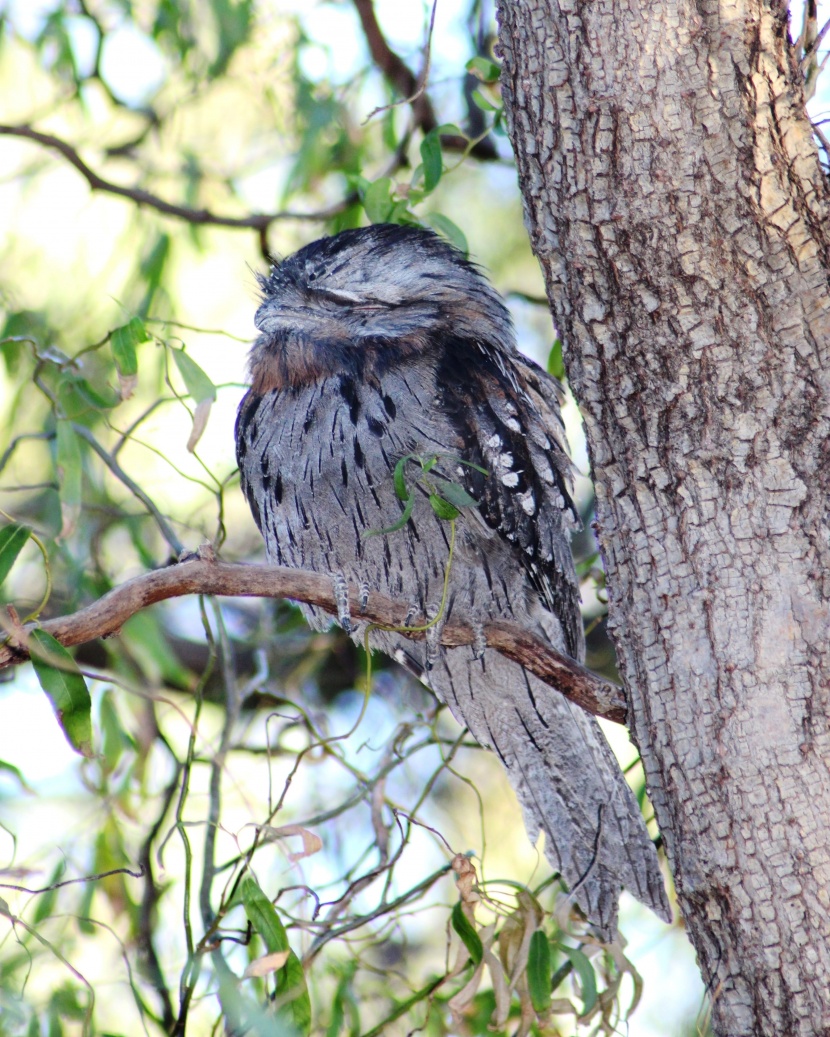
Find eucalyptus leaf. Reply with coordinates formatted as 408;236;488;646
29;629;93;757
527;930;552;1014
429;493;460;521
111;317;148;378
173;349;216;403
561;945;598;1016
0;522;30;588
420;129;443;193
451;901;483;965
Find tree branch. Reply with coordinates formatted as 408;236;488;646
0;554;627;724
351;0;498;161
0;123;352;231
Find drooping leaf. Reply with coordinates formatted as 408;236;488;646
240;876;311;1034
110;317;147;379
466;56;501;83
431;477;478;509
561;945;598;1016
173;349;216;403
393;454;415;501
451;901;483;965
32;860;66;925
547;337;564;380
426;214;468;255
363;177;395;224
470;89;497;112
527;930;552;1015
185;397;212;452
240;875;289;953
0;522;30;589
362;492;415;538
276;950;312;1036
429;493;460;521
29;629;93;757
111;317;149;399
420;129;443;193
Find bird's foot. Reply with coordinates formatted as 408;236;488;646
332;572;352;634
358;581;370;613
403;603;420;627
424;604;444;671
471;621;487;661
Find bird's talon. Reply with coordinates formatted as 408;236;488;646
332;572;352;633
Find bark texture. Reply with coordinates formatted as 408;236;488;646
496;1;830;1034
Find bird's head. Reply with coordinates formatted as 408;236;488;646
252;224;514;371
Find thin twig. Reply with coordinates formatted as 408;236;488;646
0;123;353;231
0;552;628;723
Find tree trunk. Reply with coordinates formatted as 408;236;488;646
496;1;830;1034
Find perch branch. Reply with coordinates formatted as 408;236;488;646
0;555;627;724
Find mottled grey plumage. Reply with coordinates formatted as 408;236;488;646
236;224;670;935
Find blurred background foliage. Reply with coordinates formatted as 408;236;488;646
0;0;825;1034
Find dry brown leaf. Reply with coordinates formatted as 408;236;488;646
451;853;479;906
243;949;290;978
118;373;138;400
186;397;212;452
256;823;323;861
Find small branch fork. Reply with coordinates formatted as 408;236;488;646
0;552;627;724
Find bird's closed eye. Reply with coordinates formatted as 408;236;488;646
314;287;385;309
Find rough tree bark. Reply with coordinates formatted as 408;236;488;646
496;1;830;1035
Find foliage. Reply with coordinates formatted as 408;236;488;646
6;0;825;1033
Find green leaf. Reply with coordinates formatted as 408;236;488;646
547;337;564;380
471;88;497;112
466;56;501;83
420;129;443;193
55;420;82;538
276;950;312;1036
29;629;93;757
173;349;216;403
431;477;478;509
429;493;460;521
527;930;552;1014
363;177;394;223
393;454;414;501
562;945;598;1016
68;376;120;411
362;492;415;538
0;522;30;589
0;757;34;793
240;877;311;1034
110;317;148;378
32;860;66;925
240;875;289;953
425;214;468;255
451;901;483;965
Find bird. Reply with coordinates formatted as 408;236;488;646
235;223;670;936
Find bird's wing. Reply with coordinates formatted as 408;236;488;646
434;339;584;659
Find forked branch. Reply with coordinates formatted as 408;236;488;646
0;553;627;723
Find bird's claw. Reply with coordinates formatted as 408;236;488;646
333;572;352;634
424;605;442;671
358;581;370;613
472;622;487;661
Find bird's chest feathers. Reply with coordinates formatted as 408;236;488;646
249;330;357;394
